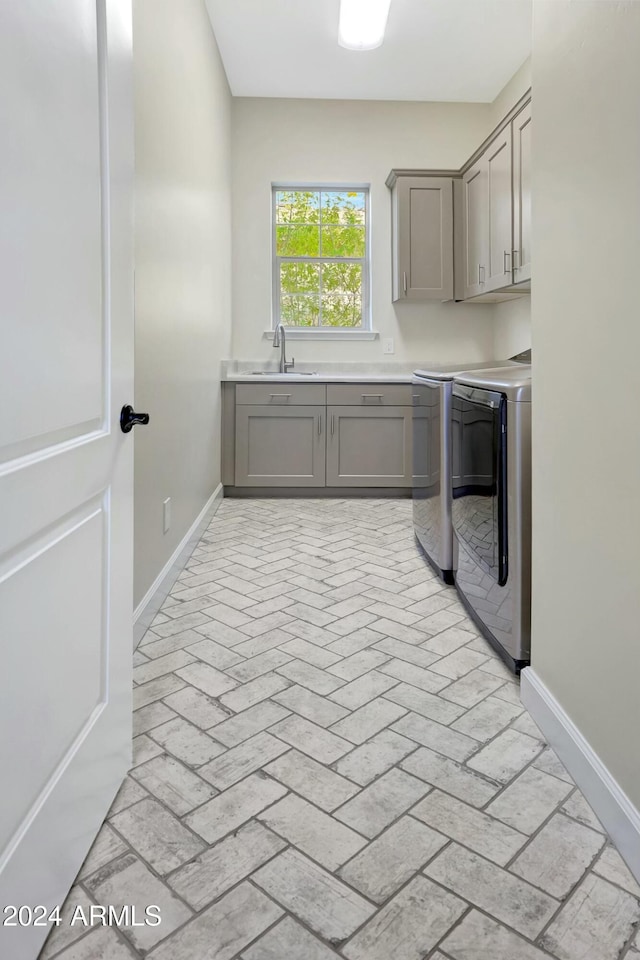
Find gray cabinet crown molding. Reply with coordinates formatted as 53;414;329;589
386;88;531;186
386;168;460;187
461;90;531;176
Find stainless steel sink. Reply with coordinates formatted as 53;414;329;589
250;371;318;376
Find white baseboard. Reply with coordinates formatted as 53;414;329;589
133;483;224;648
521;667;640;883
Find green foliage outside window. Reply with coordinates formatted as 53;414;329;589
274;189;367;328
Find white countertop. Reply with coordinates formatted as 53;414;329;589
220;358;500;383
221;359;421;383
224;372;413;383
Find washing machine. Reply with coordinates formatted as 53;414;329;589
412;350;530;583
451;364;532;671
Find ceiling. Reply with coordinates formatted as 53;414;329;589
205;0;532;103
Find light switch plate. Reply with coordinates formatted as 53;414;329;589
382;337;395;355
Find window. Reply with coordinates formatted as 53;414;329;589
272;186;370;330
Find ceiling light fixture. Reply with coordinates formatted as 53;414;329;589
338;0;392;51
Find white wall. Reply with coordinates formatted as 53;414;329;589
531;1;640;809
231;97;497;365
133;0;231;606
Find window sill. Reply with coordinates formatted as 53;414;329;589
262;329;379;342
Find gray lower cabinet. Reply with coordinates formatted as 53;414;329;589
234;405;326;487
225;381;414;491
326;406;413;487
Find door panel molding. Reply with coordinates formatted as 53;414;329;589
0;1;134;956
0;500;109;857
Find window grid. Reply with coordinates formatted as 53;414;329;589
272;186;370;331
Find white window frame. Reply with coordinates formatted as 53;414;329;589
271;183;372;337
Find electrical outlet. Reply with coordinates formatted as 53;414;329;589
163;497;171;534
382;337;395;355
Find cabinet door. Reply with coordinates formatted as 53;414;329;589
462;159;488;298
327;406;412;487
235;405;326;487
513;102;532;283
485;125;513;292
393;177;453;301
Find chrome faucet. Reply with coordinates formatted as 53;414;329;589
273;323;294;373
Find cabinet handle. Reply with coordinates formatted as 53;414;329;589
269;393;291;399
478;264;485;284
504;251;511;274
512;249;519;269
331;413;335;435
403;271;407;296
318;416;322;436
362;394;383;400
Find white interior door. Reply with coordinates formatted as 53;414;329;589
0;2;134;958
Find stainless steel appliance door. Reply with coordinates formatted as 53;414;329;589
412;377;448;572
451;385;508;585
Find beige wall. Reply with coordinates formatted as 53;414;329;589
231;97;498;365
489;56;531;132
493;297;531;358
531;1;640;807
133;0;231;606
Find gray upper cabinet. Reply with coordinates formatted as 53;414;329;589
462;125;513;298
327;406;412;487
390;95;531;305
234;405;326;487
512;101;532;284
456;96;532;301
461;160;488;299
485;125;513;293
388;174;454;301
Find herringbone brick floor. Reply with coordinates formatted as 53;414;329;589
41;499;640;960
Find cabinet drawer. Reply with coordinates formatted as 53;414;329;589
326;383;412;406
236;383;326;406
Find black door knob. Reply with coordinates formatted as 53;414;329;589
120;404;150;433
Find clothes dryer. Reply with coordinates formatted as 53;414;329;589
451;365;532;670
412;350;529;583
